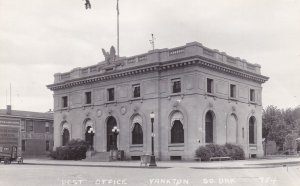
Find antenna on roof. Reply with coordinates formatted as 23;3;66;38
10;83;11;106
149;33;156;51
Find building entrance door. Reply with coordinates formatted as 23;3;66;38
106;117;117;151
85;126;95;150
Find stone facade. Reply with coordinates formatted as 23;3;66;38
47;42;268;160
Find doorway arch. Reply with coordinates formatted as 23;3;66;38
106;116;117;151
84;119;95;150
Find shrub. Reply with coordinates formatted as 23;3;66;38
195;146;212;161
195;143;246;161
49;139;89;160
206;144;228;157
225;143;245;160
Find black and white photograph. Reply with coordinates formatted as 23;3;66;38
0;0;299;185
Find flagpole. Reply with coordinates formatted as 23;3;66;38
117;0;120;56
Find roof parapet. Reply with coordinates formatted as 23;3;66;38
53;42;263;83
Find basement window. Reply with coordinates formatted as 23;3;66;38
170;156;182;161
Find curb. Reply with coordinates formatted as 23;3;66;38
22;162;171;169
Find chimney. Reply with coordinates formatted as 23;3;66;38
6;105;11;115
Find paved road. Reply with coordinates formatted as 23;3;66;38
0;159;300;186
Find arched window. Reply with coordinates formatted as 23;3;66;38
61;121;70;146
132;123;143;144
62;128;70;146
205;111;214;143
171;120;184;143
249;116;256;144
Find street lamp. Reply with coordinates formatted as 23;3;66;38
112;126;120;150
87;127;95;151
149;112;157;167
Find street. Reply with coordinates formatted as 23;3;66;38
0;159;300;186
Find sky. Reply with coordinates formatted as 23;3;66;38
0;0;299;112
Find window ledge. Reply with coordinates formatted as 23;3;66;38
105;101;117;105
129;97;143;101
170;92;183;97
205;92;215;97
82;104;93;109
249;145;257;150
205;93;216;100
60;107;70;112
130;144;143;148
168;143;184;147
249;101;257;105
229;97;238;101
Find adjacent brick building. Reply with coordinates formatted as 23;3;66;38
47;42;268;160
0;106;54;157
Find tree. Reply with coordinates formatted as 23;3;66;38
263;105;300;154
284;134;297;154
262;106;288;151
263;106;283;142
282;108;297;130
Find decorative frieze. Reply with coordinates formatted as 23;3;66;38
48;58;268;91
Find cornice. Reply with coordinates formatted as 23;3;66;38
47;56;269;91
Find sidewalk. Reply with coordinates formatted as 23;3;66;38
19;157;300;169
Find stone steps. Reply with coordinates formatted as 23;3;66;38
84;151;111;162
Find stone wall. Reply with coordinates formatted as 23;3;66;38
52;64;264;160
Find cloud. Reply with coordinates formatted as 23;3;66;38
0;0;299;111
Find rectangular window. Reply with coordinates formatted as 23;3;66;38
46;140;50;151
22;140;26;152
250;89;255;102
207;78;214;93
107;88;115;101
85;91;92;104
45;122;49;132
132;84;141;98
21;120;25;131
62;96;68;108
172;79;181;93
230;84;236;98
26;120;33;132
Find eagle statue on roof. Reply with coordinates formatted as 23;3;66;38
102;46;117;64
